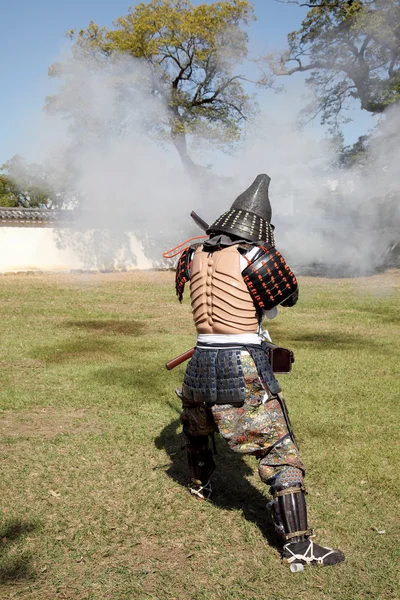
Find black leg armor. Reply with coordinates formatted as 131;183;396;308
267;468;345;567
184;433;215;496
268;467;312;542
273;485;310;542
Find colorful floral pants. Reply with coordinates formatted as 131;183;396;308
180;351;305;483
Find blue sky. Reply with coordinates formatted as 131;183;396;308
0;0;376;165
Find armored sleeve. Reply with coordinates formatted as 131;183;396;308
175;246;195;302
280;287;299;307
241;245;298;311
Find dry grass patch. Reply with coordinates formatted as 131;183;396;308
0;408;97;440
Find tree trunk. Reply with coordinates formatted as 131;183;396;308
170;129;199;177
167;107;199;177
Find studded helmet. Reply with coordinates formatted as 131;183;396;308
207;174;275;245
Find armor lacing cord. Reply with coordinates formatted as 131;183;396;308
273;486;307;499
162;236;207;259
282;539;336;565
284;529;314;541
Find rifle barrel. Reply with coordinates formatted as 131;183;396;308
190;211;209;232
166;347;195;370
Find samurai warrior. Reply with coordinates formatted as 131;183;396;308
173;174;345;567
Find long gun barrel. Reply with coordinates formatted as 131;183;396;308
166;347;195;370
190;211;209;232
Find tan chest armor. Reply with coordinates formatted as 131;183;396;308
190;245;259;334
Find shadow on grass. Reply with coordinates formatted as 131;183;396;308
63;319;147;335
31;320;147;365
290;331;371;349
155;418;281;553
0;518;38;583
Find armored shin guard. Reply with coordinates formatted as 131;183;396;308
268;469;345;567
185;433;215;499
268;482;311;543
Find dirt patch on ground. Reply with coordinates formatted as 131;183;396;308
0;407;97;440
0;358;45;370
62;319;147;335
135;538;188;569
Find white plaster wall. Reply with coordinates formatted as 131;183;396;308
0;227;152;272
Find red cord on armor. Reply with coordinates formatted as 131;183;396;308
162;236;208;259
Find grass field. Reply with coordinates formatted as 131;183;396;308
0;270;399;600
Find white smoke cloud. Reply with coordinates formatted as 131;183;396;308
220;105;400;274
37;55;203;268
14;51;400;274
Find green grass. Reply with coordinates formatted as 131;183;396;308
0;270;399;600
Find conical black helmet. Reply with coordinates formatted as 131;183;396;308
207;174;274;244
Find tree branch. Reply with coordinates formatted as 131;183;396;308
215;99;247;120
388;52;399;78
191;76;243;106
359;35;371;59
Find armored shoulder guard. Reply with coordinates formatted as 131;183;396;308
242;245;298;311
175;246;195;302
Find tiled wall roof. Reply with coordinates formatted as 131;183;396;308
0;208;76;224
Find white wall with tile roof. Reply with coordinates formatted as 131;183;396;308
0;227;152;272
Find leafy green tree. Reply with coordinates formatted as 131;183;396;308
0;156;67;208
337;132;371;167
0;173;20;207
47;0;255;174
264;0;400;128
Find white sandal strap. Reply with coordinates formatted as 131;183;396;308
189;481;212;499
283;540;335;565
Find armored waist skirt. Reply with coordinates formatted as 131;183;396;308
182;344;281;405
180;350;305;477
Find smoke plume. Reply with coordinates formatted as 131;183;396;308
16;52;400;274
